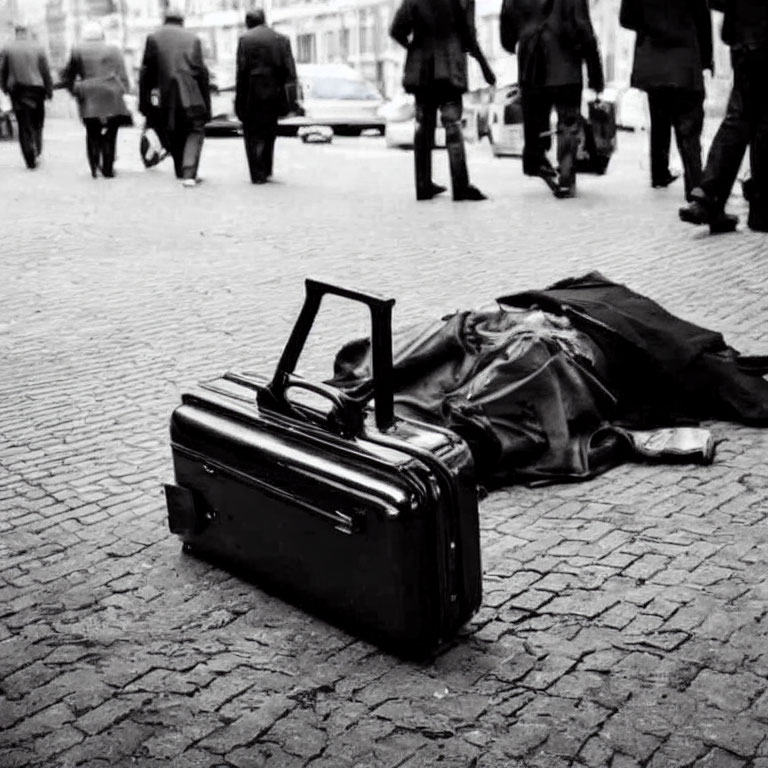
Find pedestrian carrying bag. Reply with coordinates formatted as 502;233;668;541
164;279;483;659
577;98;617;174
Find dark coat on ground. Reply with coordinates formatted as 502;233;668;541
235;24;297;126
61;41;131;121
389;0;477;94
139;20;210;131
0;39;53;97
620;0;713;93
710;0;768;48
500;0;604;90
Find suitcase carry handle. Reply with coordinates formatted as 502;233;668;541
260;278;396;433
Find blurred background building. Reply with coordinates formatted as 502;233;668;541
1;0;734;111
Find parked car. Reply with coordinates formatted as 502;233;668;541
383;92;487;149
206;62;385;137
487;84;525;157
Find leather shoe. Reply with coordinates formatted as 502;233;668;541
454;184;487;201
679;200;738;233
416;183;447;201
652;172;679;189
553;184;576;199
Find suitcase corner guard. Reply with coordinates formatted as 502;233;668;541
164;483;216;537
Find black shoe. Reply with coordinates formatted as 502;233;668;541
553;183;576;199
652;172;679;189
416;182;448;201
709;213;739;234
678;200;710;226
454;184;487;201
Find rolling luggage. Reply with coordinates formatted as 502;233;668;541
164;279;483;658
577;98;617;175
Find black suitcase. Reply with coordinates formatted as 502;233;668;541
164;279;482;658
577;98;617;175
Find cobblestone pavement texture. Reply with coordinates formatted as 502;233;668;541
1;119;767;768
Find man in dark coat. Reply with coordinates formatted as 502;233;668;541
500;0;604;198
620;0;713;201
139;5;211;186
235;8;298;184
60;21;132;179
679;0;768;233
0;24;53;169
390;0;495;201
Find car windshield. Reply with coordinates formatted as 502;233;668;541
304;77;380;101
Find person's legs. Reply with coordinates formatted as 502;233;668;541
101;119;120;177
264;121;277;177
242;125;260;182
414;92;438;199
747;47;768;231
554;85;582;196
441;95;486;200
11;92;36;168
648;88;674;186
699;50;752;211
32;96;44;157
180;121;205;181
84;118;102;177
671;89;704;201
520;86;555;177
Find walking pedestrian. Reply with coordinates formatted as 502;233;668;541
138;4;211;187
60;21;132;179
620;0;713;202
390;0;495;201
679;0;768;233
500;0;604;198
0;23;53;169
235;8;298;184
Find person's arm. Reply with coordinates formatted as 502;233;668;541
499;0;520;54
389;0;412;49
618;0;643;32
0;48;9;94
40;51;54;99
59;50;77;94
694;0;714;72
578;0;604;93
461;0;496;84
234;36;246;121
138;35;157;116
192;37;210;118
114;47;131;93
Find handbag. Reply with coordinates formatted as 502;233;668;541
140;126;168;169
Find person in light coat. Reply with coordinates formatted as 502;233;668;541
61;21;132;178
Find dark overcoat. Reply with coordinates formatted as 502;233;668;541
61;41;131;121
620;0;713;92
500;0;604;90
709;0;768;48
0;39;53;96
389;0;476;94
139;21;210;131
235;25;297;126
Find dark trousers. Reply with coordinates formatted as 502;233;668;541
414;86;470;199
243;122;277;183
84;118;121;177
168;120;205;180
11;86;45;169
521;84;582;188
701;45;768;227
647;87;704;198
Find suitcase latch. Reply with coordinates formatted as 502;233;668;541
332;509;363;535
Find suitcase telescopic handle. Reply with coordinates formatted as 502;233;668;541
262;278;396;432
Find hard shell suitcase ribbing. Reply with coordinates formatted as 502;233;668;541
164;279;483;658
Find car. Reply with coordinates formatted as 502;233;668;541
382;92;485;150
487;84;525;157
205;62;385;137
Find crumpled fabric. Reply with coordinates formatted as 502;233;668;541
330;273;768;486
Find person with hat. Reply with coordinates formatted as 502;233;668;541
60;21;132;178
138;4;211;187
0;23;53;169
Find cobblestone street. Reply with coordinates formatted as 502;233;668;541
1;119;768;768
